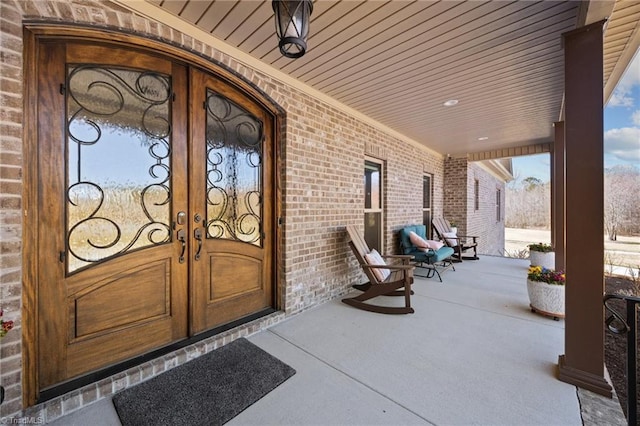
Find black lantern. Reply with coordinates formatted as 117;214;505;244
272;0;313;59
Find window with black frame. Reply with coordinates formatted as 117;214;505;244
364;160;383;252
474;179;480;211
423;174;432;239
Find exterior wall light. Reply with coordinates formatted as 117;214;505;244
272;0;313;59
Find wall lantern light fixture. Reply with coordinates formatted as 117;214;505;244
272;0;313;59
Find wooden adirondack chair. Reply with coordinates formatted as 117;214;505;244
432;218;479;261
342;225;415;314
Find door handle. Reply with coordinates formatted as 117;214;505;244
177;229;186;263
194;228;203;261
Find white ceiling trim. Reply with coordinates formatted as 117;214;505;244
474;159;515;183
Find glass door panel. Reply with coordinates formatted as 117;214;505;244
205;89;263;245
66;65;172;273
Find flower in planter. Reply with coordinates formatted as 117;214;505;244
527;265;565;285
528;242;553;252
0;309;14;338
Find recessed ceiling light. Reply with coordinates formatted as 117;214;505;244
478;136;489;141
443;99;459;107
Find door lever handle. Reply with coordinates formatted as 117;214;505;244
177;229;186;263
194;228;203;261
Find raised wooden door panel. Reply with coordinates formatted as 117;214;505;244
36;42;189;387
63;253;180;378
189;69;274;333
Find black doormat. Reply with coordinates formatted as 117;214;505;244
113;338;296;426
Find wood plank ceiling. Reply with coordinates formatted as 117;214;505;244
146;0;638;157
604;1;640;102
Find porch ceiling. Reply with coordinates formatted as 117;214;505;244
144;0;639;157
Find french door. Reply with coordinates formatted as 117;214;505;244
189;69;274;333
35;41;274;390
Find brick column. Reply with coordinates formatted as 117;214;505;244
443;157;468;232
557;20;611;397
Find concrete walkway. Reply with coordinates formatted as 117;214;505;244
48;256;626;425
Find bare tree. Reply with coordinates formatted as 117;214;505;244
506;176;550;228
604;165;640;240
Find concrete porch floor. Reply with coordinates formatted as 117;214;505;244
48;256;626;425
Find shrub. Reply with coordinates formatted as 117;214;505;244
528;242;553;252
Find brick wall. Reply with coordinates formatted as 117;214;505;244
467;163;506;256
0;0;444;421
443;158;506;255
364;143;444;257
0;0;26;420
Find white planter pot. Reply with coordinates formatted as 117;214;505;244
529;250;555;269
450;227;458;235
526;278;565;320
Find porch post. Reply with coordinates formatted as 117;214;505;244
552;121;565;271
557;20;612;397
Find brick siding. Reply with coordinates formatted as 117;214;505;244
444;158;506;255
443;157;469;233
467;163;506;256
0;0;446;422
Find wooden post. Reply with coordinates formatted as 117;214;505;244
557;20;612;397
552;121;565;272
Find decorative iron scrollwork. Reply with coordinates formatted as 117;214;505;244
66;65;172;273
205;90;263;246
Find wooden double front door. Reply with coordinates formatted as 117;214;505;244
35;41;275;390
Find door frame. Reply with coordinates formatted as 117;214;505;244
22;24;285;407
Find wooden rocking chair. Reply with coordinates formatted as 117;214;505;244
342;225;415;314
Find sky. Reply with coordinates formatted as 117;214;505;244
512;50;640;182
